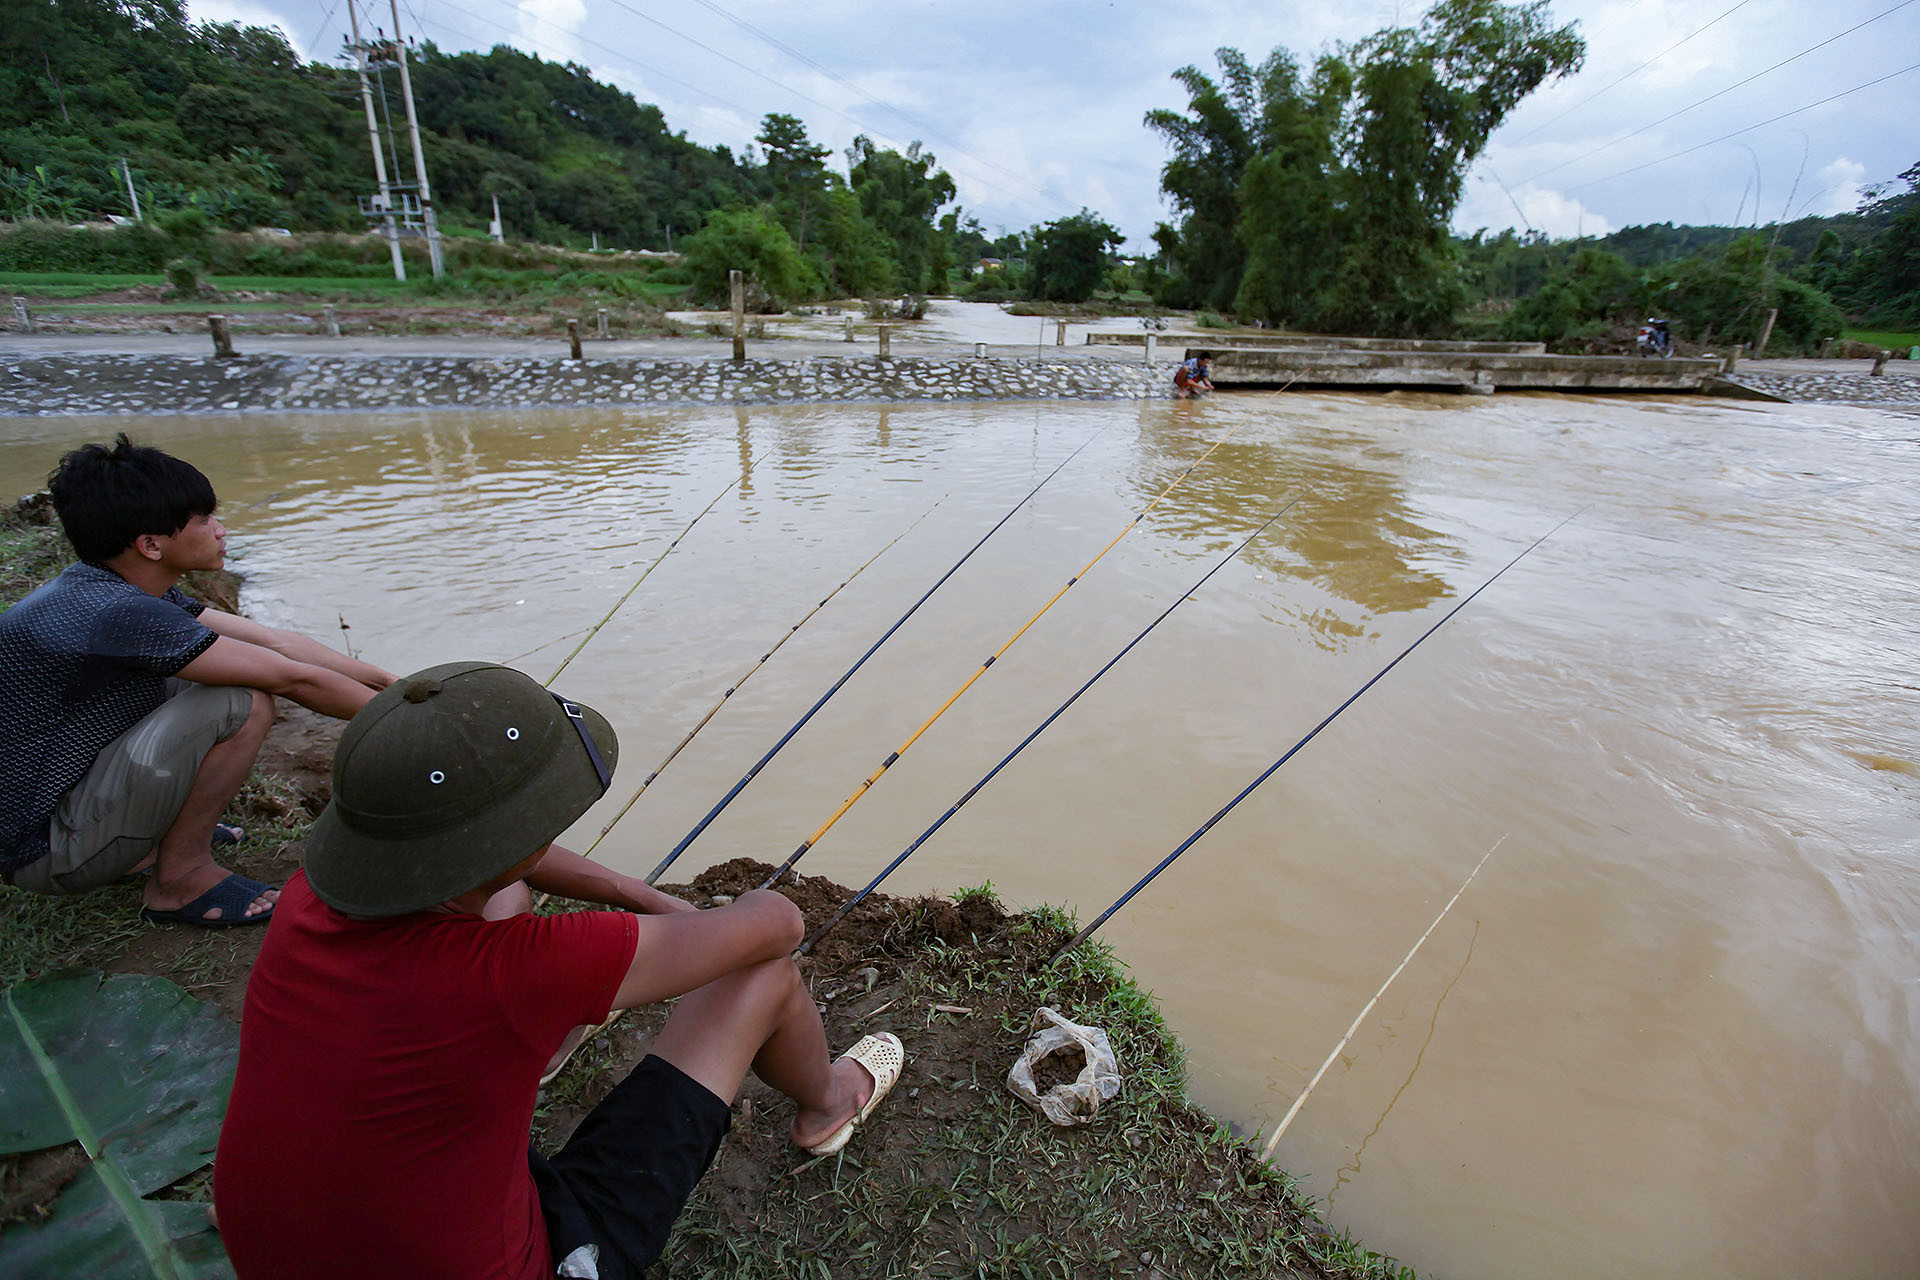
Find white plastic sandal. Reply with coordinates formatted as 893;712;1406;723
805;1031;905;1156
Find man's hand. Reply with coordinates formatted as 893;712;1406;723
200;610;396;692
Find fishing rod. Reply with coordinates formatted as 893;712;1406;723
1051;510;1582;963
644;426;1108;884
580;497;943;859
1260;832;1507;1159
546;448;768;686
798;497;1300;955
757;421;1253;893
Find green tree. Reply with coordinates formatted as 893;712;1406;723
1148;1;1583;334
805;184;897;295
681;204;818;307
755;112;830;250
847;136;955;294
1027;209;1125;302
1320;0;1584;333
1144;48;1293;311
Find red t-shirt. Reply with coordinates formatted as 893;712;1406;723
214;872;638;1280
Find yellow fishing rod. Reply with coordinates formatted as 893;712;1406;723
644;425;1107;884
757;422;1251;890
580;497;943;858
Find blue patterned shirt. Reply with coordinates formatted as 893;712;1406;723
0;563;216;871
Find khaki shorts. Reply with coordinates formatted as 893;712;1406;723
13;681;257;896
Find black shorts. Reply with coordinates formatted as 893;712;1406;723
530;1055;732;1279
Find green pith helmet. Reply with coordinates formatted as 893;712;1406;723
304;661;618;917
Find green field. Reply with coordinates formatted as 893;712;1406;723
1;270;687;304
1844;329;1920;351
0;271;412;298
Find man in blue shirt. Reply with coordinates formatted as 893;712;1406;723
0;436;395;926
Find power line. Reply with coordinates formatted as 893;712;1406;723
308;0;345;60
408;0;755;118
1566;60;1920;193
1504;0;1754;145
595;0;1055;219
679;0;1052;208
350;0;1054;221
1518;0;1917;187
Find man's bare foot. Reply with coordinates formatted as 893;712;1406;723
143;859;277;921
789;1055;875;1150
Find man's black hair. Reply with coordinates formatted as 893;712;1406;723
47;434;217;564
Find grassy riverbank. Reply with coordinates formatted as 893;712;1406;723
0;500;1416;1279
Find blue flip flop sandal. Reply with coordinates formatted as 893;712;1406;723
140;873;277;928
212;822;245;847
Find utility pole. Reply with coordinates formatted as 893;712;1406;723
348;0;406;282
118;157;141;222
387;0;444;278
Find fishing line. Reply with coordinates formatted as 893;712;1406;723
500;625;591;668
757;421;1255;892
1052;510;1581;963
1261;833;1507;1158
799;497;1301;955
644;426;1109;884
545;448;768;687
581;497;944;859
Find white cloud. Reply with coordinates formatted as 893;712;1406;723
1456;171;1615;240
518;0;586;66
1809;156;1869;217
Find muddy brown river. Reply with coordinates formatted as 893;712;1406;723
3;392;1915;1278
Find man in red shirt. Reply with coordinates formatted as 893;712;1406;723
214;661;903;1279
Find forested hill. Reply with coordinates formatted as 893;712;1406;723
1;0;757;247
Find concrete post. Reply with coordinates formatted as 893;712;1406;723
567;319;582;361
1724;343;1743;374
844;315;855;343
208;315;235;359
323;304;340;337
1055;319;1067;346
1871;349;1889;376
974;342;986;358
597;308;609;340
729;269;746;362
1144;334;1157;365
878;325;891;359
1818;337;1834;359
1753;308;1778;360
11;297;34;334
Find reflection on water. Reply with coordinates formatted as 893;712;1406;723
1;392;1916;1280
1130;404;1455;648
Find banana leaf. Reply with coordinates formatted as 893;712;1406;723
0;972;239;1279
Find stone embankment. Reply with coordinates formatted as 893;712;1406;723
0;352;1172;415
1722;367;1920;406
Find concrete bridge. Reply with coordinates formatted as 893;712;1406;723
1088;331;1548;355
1194;345;1727;395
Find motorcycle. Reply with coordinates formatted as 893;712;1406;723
1636;320;1674;359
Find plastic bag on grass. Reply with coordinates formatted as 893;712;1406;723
1006;1006;1121;1126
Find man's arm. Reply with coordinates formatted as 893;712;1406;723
525;845;695;917
175;635;382;720
609;889;803;1009
199;609;394;692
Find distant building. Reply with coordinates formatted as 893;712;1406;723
978;257;1004;272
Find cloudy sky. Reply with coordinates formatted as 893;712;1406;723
188;0;1919;247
